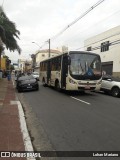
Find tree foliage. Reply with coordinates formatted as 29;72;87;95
0;6;21;54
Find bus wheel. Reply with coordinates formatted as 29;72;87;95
42;78;47;87
55;81;61;91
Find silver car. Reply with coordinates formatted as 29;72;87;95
31;72;39;81
100;75;120;97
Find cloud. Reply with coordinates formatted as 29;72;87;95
2;0;120;62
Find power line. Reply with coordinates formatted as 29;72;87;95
66;9;120;42
34;0;106;51
32;41;48;50
86;39;120;51
76;31;120;50
50;0;105;40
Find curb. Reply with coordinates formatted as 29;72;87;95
12;79;37;160
17;101;36;160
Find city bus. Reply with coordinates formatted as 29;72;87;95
39;51;102;91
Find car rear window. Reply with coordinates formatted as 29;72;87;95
18;75;34;80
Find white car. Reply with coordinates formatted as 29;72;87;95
100;75;120;97
31;72;39;81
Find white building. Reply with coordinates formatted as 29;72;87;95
84;26;120;77
56;46;68;53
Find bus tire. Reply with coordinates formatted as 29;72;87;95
55;80;61;91
42;78;47;87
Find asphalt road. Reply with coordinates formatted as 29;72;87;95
18;82;120;159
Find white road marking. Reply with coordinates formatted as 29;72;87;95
71;96;91;105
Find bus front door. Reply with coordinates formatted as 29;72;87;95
47;61;51;85
61;55;68;89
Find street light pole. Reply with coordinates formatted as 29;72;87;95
31;42;41;72
32;42;41;49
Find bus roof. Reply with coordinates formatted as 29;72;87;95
39;51;99;63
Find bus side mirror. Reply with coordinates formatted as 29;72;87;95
68;56;71;65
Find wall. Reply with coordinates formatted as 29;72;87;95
84;26;120;77
1;58;6;70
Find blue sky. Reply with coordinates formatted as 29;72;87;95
1;0;120;62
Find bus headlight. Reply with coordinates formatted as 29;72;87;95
69;78;77;84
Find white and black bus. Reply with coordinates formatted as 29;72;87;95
39;51;102;91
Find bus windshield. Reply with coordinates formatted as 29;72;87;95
69;53;102;80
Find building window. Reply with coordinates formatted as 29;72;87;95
101;41;109;52
42;54;45;57
87;46;92;51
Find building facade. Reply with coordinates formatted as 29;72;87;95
1;57;6;70
35;49;61;67
84;26;120;77
18;59;32;73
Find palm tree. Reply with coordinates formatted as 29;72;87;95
0;6;21;69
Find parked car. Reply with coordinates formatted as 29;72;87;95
15;72;25;81
31;72;39;81
16;75;39;92
100;75;120;97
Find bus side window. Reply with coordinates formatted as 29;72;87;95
51;59;55;71
55;58;59;70
54;57;61;71
58;57;61;71
40;63;43;71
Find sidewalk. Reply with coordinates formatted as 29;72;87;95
0;78;27;159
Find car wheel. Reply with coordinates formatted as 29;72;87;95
18;88;22;93
36;86;39;91
111;87;120;97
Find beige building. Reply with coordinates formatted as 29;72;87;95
35;49;61;67
84;26;120;77
18;59;32;72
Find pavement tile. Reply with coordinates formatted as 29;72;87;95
0;131;9;150
0;94;5;100
0;114;10;126
1;107;11;115
0;78;27;160
10;105;19;116
9;116;21;132
9;133;25;151
0;102;3;106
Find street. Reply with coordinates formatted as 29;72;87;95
17;82;120;159
1;1;120;159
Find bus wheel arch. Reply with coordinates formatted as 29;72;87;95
42;77;47;87
55;79;61;91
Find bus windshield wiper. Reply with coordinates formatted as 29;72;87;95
78;59;84;74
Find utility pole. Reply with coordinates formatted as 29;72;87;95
48;39;50;58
